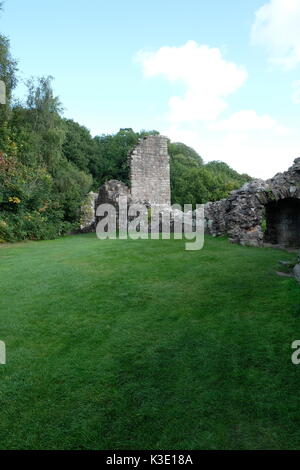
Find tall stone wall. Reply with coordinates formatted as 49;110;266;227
129;135;171;206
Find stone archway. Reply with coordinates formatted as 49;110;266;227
264;198;300;247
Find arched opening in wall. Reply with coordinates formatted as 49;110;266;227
264;198;300;247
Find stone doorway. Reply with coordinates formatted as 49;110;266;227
264;198;300;247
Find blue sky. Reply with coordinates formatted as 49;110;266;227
1;0;300;178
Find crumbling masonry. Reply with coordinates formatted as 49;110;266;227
80;135;171;230
204;158;300;248
95;134;170;215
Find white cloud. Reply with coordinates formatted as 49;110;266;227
164;123;299;180
135;39;297;179
135;40;247;122
209;110;288;135
251;0;300;69
292;80;300;103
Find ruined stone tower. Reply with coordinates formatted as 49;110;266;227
81;135;172;231
129;135;171;206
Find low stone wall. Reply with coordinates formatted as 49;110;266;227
94;179;194;234
94;179;131;230
204;158;300;247
96;180;131;208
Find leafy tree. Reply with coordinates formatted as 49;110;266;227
205;160;251;186
169;145;251;207
62;119;96;173
0;36;17;110
91;129;160;188
92;128;138;186
168;141;204;166
24;76;65;171
0;72;93;241
0;6;18;148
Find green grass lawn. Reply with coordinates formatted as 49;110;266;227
0;233;300;450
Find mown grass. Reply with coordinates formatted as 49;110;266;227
0;233;300;450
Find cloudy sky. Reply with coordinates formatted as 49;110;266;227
2;0;300;178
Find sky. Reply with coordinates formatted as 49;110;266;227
1;0;300;179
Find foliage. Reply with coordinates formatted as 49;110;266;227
90;128;159;188
169;143;251;207
91;128;138;187
62;119;97;173
0;33;18;119
168;141;204;166
205;160;251;188
0;76;92;241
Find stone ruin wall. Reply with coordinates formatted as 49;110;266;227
204;158;300;247
81;131;300;249
81;135;171;230
130;135;170;206
80;191;98;232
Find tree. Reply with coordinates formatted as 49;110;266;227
0;7;18;149
0;34;18;120
91;128;160;188
62;119;97;173
168;141;204;166
169;145;251;207
1;74;93;241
